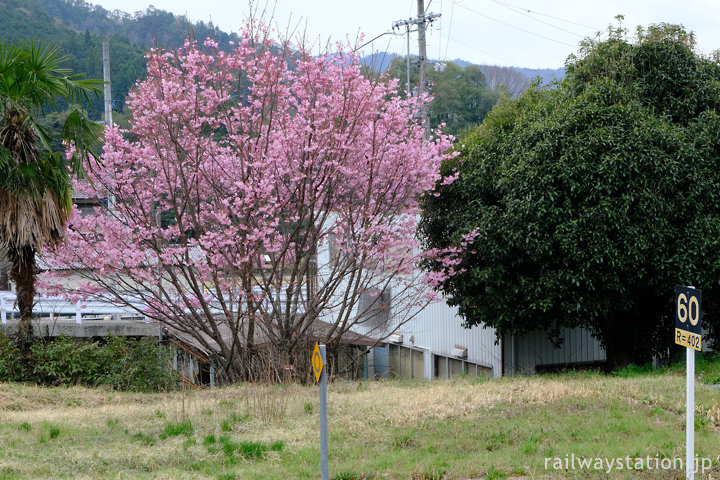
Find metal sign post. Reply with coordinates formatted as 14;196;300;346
675;285;702;480
687;345;694;480
313;342;329;480
75;300;82;324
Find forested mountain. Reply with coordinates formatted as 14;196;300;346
362;54;565;90
1;0;561;135
448;58;565;86
363;53;564;135
0;0;240;120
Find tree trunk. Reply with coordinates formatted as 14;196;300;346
0;269;9;291
9;245;36;343
601;331;634;372
598;311;654;371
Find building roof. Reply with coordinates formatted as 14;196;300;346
164;316;386;359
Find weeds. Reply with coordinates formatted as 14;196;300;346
212;435;284;461
160;420;194;439
131;432;157;446
1;373;720;479
331;473;377;480
486;465;506;479
221;411;249;432
246;386;288;422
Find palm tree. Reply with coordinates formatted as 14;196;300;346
0;40;103;341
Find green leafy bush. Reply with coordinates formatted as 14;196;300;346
0;332;176;391
0;332;25;379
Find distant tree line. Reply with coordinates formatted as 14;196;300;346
383;56;530;136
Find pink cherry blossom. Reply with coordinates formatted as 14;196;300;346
45;25;455;382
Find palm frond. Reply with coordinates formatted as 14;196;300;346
63;75;104;106
0;39;103;252
0;106;40;166
29;116;53;152
62;105;104;175
40;151;73;214
0;146;12;183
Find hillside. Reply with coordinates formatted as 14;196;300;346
449;57;565;86
0;0;240;120
362;53;565;89
1;0;561;128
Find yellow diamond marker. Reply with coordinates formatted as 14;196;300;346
312;342;324;383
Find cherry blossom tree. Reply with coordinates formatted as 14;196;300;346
46;25;454;382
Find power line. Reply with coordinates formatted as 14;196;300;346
489;0;587;38
443;0;455;61
437;0;443;60
442;32;516;65
448;0;577;48
491;0;600;31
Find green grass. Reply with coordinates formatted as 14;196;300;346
0;366;719;478
159;420;194;439
616;351;720;385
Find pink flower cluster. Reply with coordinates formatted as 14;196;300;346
45;27;456;321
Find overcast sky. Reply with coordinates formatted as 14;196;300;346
86;0;720;68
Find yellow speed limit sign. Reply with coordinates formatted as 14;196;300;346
675;285;702;351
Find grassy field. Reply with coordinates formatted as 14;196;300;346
1;366;720;479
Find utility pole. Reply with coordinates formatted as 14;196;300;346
392;1;440;137
103;39;112;126
417;0;430;136
417;0;428;97
102;39;116;212
391;18;419;94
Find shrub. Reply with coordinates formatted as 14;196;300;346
0;332;25;379
0;333;176;391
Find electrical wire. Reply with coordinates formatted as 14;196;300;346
442;31;516;65
449;0;577;48
491;0;599;31
443;0;455;60
489;0;588;38
438;0;443;60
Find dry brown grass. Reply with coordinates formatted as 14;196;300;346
0;372;718;479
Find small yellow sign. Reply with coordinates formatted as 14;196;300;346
312;342;324;383
675;328;702;351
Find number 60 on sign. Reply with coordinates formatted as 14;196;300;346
675;285;702;351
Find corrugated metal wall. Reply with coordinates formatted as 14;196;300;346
318;225;606;378
504;327;606;375
394;300;503;377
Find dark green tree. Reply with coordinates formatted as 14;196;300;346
420;24;720;368
0;40;103;341
386;57;500;136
